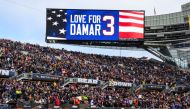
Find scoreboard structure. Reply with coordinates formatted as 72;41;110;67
46;9;145;46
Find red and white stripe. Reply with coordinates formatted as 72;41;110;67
119;11;144;39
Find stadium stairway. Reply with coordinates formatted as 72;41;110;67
13;73;31;81
61;78;75;87
134;85;143;93
100;81;109;89
145;46;188;68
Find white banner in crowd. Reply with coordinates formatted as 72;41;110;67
77;78;99;84
0;69;10;76
109;81;132;87
65;78;132;87
77;78;98;84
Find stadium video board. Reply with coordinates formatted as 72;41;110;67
46;9;145;44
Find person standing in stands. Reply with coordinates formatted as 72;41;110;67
54;96;61;109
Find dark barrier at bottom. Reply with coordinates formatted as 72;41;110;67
16;101;147;109
17;101;91;109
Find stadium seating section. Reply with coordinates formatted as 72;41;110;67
0;39;190;108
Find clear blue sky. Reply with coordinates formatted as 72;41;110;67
0;0;189;59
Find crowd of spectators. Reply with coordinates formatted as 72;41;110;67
1;39;190;85
0;39;190;108
0;79;190;108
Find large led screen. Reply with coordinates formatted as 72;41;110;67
46;9;144;42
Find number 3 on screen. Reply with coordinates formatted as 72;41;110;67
103;16;114;36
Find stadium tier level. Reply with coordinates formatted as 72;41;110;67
144;2;190;69
45;3;190;69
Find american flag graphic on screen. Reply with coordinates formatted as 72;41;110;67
119;11;144;39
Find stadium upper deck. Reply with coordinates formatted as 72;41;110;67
144;2;190;69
